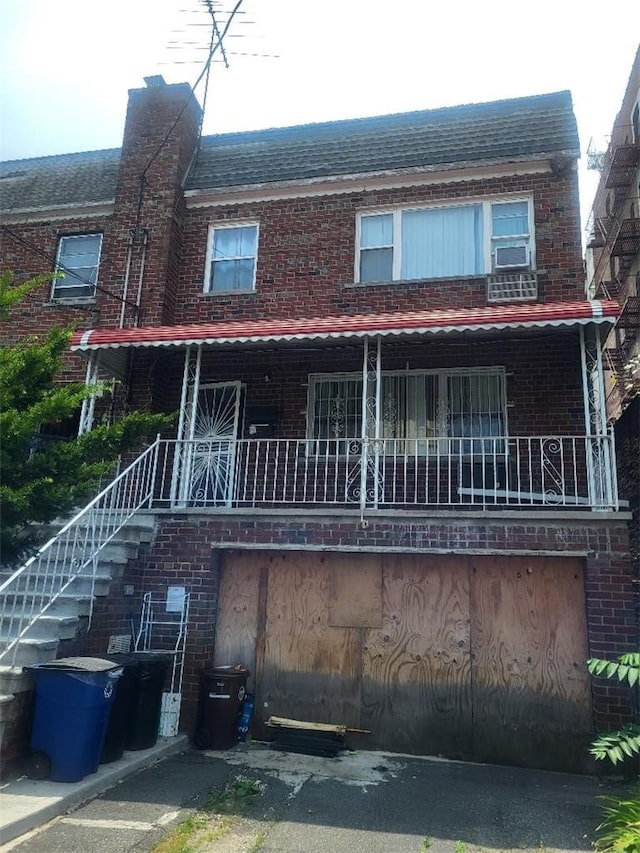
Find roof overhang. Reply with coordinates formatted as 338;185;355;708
71;301;619;357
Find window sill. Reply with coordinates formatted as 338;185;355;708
46;297;97;306
342;273;490;289
200;290;258;298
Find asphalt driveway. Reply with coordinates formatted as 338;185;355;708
2;743;612;853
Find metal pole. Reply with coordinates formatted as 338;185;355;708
360;337;369;515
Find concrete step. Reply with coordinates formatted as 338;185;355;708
0;592;93;619
0;693;16;723
0;666;33;695
0;571;114;598
0;638;59;667
43;515;156;546
0;614;81;643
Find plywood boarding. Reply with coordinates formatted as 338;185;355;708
260;552;362;729
469;555;591;773
361;554;472;756
329;552;382;628
214;551;262;689
216;549;591;772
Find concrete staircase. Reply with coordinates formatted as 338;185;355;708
0;513;157;760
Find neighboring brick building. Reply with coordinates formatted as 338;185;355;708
0;78;635;773
585;44;640;591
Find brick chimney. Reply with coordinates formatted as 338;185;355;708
99;76;202;327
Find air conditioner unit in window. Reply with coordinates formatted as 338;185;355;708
494;245;529;270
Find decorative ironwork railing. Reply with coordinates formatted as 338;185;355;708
0;438;161;665
152;434;618;512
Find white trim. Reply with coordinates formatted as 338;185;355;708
203;221;259;294
184;159;561;209
53;232;103;300
0;201;114;223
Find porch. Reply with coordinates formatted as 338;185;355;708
72;300;621;514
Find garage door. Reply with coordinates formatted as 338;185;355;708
215;551;591;772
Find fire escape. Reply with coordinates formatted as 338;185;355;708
586;127;640;414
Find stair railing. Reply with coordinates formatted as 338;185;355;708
0;437;161;666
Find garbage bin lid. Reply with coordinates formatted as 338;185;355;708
128;651;174;664
205;664;250;677
30;656;123;673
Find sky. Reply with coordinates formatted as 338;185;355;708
0;0;639;232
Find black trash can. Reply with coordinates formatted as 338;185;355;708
125;651;172;750
194;665;249;750
99;653;140;763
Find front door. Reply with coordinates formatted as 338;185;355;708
184;382;243;507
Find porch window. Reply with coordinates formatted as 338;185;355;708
308;368;506;452
357;198;532;283
205;223;258;293
53;234;102;299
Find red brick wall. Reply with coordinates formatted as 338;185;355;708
95;83;202;329
2;101;584;350
123;331;587;440
178;170;584;324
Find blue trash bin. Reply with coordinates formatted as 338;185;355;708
26;656;122;782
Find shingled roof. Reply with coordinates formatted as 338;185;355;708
0;148;120;213
0;91;578;212
186;91;579;190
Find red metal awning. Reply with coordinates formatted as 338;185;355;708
71;300;619;352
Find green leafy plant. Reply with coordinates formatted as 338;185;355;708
0;272;172;563
588;653;640;766
594;789;640;853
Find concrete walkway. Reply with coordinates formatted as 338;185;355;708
0;735;188;847
0;742;616;853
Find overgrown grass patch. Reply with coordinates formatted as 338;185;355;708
151;775;263;853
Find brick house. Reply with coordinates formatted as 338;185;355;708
0;78;636;774
585;44;640;592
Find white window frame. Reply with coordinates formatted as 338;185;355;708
52;233;102;299
306;367;508;455
355;196;534;283
203;221;259;294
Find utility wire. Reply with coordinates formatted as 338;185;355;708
3;2;245;313
1;223;139;310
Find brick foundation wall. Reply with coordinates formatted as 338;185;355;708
94;511;635;741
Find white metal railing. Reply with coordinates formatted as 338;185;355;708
0;437;161;665
151;433;618;512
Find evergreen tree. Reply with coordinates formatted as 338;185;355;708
0;272;171;564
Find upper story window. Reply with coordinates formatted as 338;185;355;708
357;198;533;283
205;223;258;293
53;234;102;299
